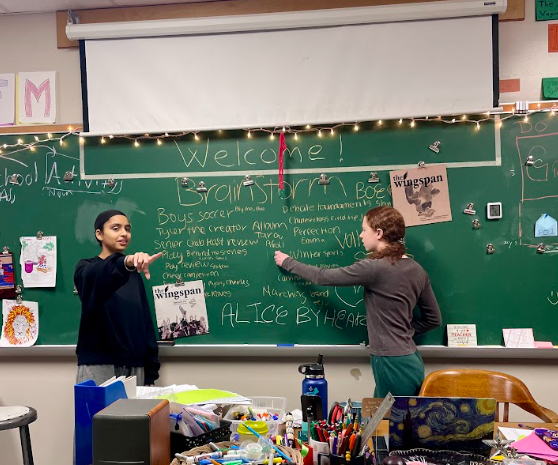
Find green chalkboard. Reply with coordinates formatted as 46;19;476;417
1;115;557;346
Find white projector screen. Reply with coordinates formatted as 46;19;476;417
82;15;495;135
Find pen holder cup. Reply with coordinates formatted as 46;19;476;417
329;453;366;465
309;439;330;465
170;420;232;456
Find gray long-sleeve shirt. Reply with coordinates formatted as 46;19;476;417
282;256;441;356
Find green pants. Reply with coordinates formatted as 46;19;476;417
370;351;425;397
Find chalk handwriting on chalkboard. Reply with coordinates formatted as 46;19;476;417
547;291;558;306
0;144;123;203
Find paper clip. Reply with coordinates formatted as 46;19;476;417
368;172;380;184
428;141;441;153
15;284;23;304
36;231;44;240
181;177;189;188
464;203;476;215
8;174;22;186
318;174;330;185
197;181;208;193
243;175;255;187
175;276;185;287
537;243;546;254
63;171;74;182
417;161;426;169
2;246;10;254
106;179;116;188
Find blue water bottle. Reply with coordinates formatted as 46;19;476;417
298;354;328;420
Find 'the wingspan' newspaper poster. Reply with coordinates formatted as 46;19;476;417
390;164;452;227
152;281;209;340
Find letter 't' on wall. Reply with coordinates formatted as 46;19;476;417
18;71;56;124
0;73;16;126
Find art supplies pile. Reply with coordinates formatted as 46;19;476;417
225;397;287;438
171;404;222;437
308;418;363;464
500;428;558;463
171;438;302;465
304;397;386;465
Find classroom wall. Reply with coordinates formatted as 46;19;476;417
1;356;555;465
1;6;558;465
0;12;82;125
500;2;558;102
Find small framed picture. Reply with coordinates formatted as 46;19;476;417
0;252;16;299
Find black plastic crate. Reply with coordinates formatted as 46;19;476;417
170;419;232;455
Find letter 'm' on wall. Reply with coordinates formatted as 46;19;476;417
0;73;15;126
18;72;56;124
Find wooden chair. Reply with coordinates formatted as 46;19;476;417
419;369;558;423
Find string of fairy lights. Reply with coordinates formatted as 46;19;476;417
1;105;557;157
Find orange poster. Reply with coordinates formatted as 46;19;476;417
389;164;452;227
549;24;558;53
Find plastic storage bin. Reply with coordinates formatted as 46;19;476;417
225;396;286;437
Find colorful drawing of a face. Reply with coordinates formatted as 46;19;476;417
13;315;30;339
3;305;36;345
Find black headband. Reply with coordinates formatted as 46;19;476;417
94;210;127;231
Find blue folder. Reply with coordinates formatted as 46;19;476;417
74;380;128;465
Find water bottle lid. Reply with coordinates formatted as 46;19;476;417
298;354;325;376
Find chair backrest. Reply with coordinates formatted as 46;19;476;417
419;369;558;423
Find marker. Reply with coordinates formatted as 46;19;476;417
241;422;293;463
517;424;535;429
277;344;295;347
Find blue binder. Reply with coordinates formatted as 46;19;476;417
74;380;128;465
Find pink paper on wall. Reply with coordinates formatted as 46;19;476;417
17;71;56;124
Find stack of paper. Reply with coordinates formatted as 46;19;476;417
100;376;136;399
163;388;251;406
136;383;197;399
503;328;536;348
498;427;532;441
511;432;558;462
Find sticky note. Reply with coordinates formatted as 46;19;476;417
535;214;557;237
500;79;521;93
543;78;558;98
537;2;558;21
549;24;558;52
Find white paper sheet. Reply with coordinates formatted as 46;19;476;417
19;236;57;288
0;73;15;126
503;328;536;348
153;281;209;340
0;299;39;347
17;71;56;124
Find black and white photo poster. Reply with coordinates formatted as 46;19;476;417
152;280;209;340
